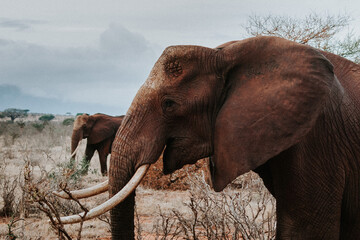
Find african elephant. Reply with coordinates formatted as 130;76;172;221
71;113;124;175
57;36;360;239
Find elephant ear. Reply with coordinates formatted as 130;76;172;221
87;115;118;145
211;37;336;191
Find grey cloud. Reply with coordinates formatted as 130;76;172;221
100;23;151;57
0;24;159;114
0;18;45;31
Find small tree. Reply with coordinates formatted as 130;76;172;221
32;122;45;132
39;114;55;123
62;118;75;126
244;13;360;63
2;108;29;122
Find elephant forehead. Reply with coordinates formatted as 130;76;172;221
74;115;87;126
135;83;160;102
143;77;162;90
143;69;172;90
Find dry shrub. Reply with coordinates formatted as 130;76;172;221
0;122;22;147
141;158;211;190
0;157;21;219
0;177;19;218
0;119;89;239
22;161;91;239
152;208;182;240
137;172;276;240
0;120;72;150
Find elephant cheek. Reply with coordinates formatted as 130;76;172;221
163;144;198;174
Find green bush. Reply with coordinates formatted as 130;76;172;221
48;157;91;183
39;114;55;122
32;122;45;132
62;118;74;126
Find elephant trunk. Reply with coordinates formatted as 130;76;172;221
109;155;136;239
71;129;83;157
109;106;166;239
109;129;137;239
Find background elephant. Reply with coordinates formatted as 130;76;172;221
61;36;359;239
71;113;124;175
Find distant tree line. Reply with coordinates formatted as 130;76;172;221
0;108;77;129
0;108;29;122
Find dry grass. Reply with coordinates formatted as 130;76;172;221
0;117;276;239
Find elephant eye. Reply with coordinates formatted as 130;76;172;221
162;99;176;112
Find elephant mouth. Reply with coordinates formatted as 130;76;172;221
163;137;187;174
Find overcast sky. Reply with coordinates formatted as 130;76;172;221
1;0;359;115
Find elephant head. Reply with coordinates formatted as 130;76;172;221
111;37;334;186
71;113;121;156
58;36;344;239
71;114;92;155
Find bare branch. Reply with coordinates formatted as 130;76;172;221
244;13;360;63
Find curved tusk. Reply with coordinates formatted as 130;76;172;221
57;164;150;224
53;180;109;199
70;140;82;159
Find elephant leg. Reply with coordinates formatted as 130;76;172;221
97;138;112;176
266;147;345;240
83;144;95;174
